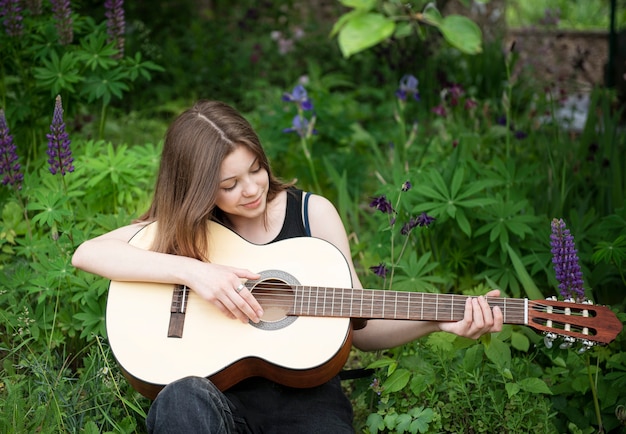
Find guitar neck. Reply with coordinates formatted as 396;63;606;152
290;287;527;324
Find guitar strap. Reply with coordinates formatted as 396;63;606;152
303;191;311;237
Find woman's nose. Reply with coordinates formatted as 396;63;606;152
241;177;258;197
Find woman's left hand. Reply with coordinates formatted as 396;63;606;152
438;289;503;339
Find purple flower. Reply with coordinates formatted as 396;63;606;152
447;83;464;106
396;74;420;101
401;181;412;192
282;84;313;111
1;0;24;36
370;263;388;278
0;109;24;189
431;105;447;117
464;99;478;110
51;0;73;45
105;0;125;58
369;195;394;214
400;212;436;235
415;212;436;227
282;114;316;138
46;95;74;176
514;130;527;140
550;218;585;301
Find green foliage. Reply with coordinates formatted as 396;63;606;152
506;0;626;30
352;331;558;433
332;0;484;57
0;5;164;154
2;1;626;433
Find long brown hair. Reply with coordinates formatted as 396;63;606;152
140;100;289;260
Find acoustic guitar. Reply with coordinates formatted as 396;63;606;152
106;221;623;399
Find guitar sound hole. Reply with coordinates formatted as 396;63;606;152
248;271;298;331
254;279;293;322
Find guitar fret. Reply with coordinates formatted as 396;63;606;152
406;292;410;319
306;286;313;315
394;291;398;318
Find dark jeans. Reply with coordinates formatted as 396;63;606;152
146;376;354;433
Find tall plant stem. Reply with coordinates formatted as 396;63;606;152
587;355;604;432
99;101;108;140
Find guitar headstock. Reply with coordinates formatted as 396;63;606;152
528;297;623;351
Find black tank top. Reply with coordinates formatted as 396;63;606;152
270;188;310;243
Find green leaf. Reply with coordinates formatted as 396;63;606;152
506;244;544;300
76;32;118;71
338;13;395;58
511;330;530;351
421;4;443;26
366;413;385;434
339;0;376;10
439;15;482;54
462;344;484;371
382;368;411;393
366;356;397;370
484;335;511;370
33;51;83;95
409;407;435;433
26;190;73;228
518;377;553;395
505;382;521;398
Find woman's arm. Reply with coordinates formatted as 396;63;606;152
72;224;264;323
306;194;503;351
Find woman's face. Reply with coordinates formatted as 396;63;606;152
215;145;269;219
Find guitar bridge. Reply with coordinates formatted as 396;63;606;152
168;284;189;338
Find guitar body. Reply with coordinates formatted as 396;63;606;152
106;222;353;399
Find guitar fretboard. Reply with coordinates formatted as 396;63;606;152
290;286;528;324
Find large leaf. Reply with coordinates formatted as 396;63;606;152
439;15;482;54
338;12;395;58
506;244;545;300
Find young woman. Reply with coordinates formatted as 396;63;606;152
72;100;503;433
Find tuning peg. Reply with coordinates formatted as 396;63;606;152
559;336;575;349
544;332;558;349
577;339;596;354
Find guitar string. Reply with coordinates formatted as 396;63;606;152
230;283;596;317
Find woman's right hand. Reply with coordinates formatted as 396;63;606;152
185;262;263;323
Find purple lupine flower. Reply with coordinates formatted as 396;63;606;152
370;263;388;278
550;218;585;301
0;109;24;189
1;0;24;36
282;84;313;111
51;0;73;45
46;95;74;176
401;180;412;192
105;0;125;58
396;74;420;101
282;114;316;138
369;195;394;214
